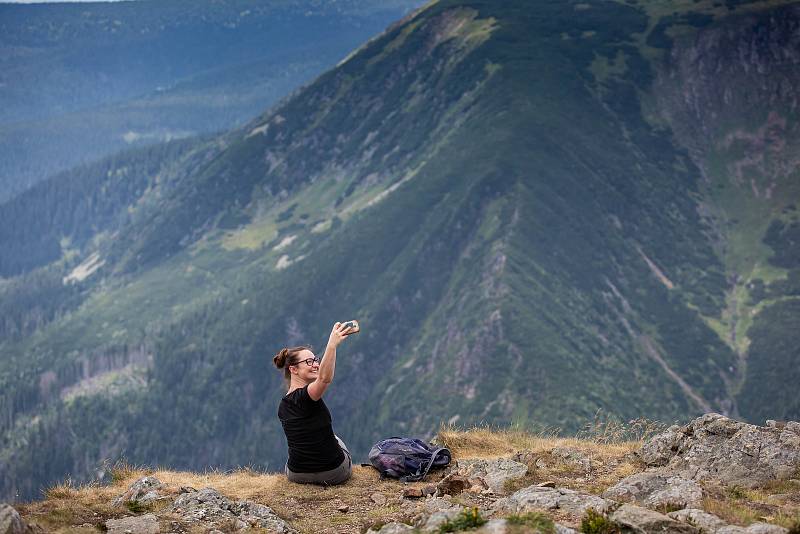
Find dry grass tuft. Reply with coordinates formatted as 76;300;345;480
436;421;645;497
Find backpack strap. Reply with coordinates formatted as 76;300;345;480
401;447;449;483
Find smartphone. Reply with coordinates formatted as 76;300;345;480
341;320;360;333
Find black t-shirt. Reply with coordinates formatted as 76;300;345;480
278;385;345;473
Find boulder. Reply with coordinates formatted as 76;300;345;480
668;509;728;532
417;497;465;532
493;485;612;517
449;458;528;494
472;517;579;534
367;523;416;534
170;487;296;533
602;470;703;510
105;513;159;534
717;524;789;534
551;447;592;471
112;476;167;507
636;414;800;487
474;519;509;534
610;503;700;534
0;504;35;534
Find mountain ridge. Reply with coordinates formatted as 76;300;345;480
1;0;799;502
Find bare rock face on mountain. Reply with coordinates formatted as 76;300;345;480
636;413;800;487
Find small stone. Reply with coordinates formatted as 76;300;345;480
403;488;424;499
371;492;387;506
422;485;437;496
535;459;547;469
468;477;489;489
538;481;556;488
437;474;470;496
337;503;350;513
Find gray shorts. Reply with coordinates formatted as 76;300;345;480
285;435;352;485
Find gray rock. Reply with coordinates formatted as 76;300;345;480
420;508;464;531
638;425;685;467
668;509;728;533
603;470;703;510
112;476;166;507
170;487;296;533
449;457;528;494
493;485;612;517
473;518;578;534
475;519;509;534
0;504;34;534
105;513;159;534
636;413;800;487
611;503;700;534
552;447;592;471
717;524;789;534
366;523;416;534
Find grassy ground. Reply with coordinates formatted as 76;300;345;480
14;424;800;533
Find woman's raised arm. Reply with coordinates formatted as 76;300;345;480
307;322;352;401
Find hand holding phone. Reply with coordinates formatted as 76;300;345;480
341;320;360;334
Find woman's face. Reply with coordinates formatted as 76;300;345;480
290;349;320;383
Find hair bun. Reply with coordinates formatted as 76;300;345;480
273;348;289;369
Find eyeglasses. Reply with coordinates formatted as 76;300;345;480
291;357;320;367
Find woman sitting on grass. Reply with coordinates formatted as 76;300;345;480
273;322;355;485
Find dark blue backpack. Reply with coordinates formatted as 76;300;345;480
368;437;451;482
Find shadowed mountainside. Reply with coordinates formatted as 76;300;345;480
1;0;799;503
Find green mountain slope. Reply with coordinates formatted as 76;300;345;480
2;0;799;502
0;0;421;202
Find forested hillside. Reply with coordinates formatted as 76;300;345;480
0;0;421;201
1;0;799;503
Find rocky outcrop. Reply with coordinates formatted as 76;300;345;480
717;524;790;534
169;487;296;533
667;509;789;534
367;523;416;534
602;470;703;510
105;513;159;534
447;457;528;494
112;476;167;507
0;504;37;534
493;486;612;517
636;414;800;487
668;508;729;532
611;503;700;534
